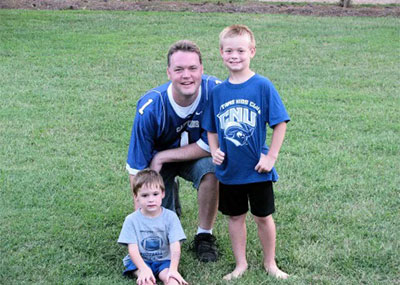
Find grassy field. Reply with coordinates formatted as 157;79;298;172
1;9;399;285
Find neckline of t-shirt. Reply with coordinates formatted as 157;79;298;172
226;73;258;89
167;84;202;119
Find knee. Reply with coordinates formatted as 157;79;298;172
230;214;246;223
201;172;217;184
199;173;218;190
253;215;273;226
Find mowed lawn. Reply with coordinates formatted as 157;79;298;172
0;9;399;285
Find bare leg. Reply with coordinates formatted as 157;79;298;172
223;214;248;280
197;173;218;230
158;269;179;285
253;215;289;279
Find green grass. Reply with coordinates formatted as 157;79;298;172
1;9;399;285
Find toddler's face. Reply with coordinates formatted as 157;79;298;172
135;184;165;217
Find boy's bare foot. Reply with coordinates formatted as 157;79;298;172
265;266;289;279
223;265;248;281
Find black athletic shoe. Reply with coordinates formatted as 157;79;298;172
193;233;218;262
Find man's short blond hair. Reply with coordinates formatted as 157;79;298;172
132;169;165;196
219;24;256;49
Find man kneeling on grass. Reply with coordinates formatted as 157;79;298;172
118;169;188;285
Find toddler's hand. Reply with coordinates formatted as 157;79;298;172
136;266;156;285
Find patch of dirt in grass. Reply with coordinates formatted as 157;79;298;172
1;0;399;17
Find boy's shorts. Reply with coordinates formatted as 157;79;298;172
218;181;275;217
122;254;170;277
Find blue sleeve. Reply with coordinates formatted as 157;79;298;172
266;82;290;128
202;89;217;133
198;75;221;150
126;95;160;173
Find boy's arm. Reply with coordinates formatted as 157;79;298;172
166;241;188;285
255;122;287;173
207;132;225;165
127;244;156;285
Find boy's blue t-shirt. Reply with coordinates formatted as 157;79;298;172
202;74;290;185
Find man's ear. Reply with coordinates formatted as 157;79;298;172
166;67;171;80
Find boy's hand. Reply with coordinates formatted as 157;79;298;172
136;266;156;285
211;148;225;165
255;153;276;173
167;269;188;285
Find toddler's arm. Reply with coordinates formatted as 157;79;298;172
128;243;156;285
167;241;188;285
255;122;287;173
207;132;225;165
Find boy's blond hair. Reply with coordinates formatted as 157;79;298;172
219;24;256;49
132;169;165;196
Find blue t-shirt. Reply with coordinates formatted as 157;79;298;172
202;74;290;185
126;75;221;174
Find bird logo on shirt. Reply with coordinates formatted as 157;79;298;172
224;121;255;147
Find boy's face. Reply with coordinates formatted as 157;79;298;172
167;51;203;104
134;184;165;217
220;34;255;73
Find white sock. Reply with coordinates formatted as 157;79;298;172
197;227;212;235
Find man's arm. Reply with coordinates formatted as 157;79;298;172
149;143;210;172
255;122;287;173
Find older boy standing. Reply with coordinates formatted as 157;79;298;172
203;25;290;280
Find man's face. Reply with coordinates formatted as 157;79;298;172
167;51;203;102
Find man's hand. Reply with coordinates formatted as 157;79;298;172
167;269;188;285
136;266;156;285
149;152;164;172
254;153;276;173
211;148;225;165
149;144;210;173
